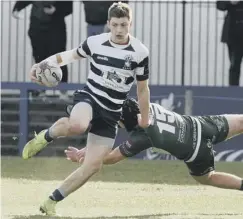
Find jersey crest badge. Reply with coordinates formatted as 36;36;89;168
123;55;133;70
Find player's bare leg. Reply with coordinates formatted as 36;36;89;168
57;134;113;194
22;102;92;159
192;171;243;190
48;102;92;138
223;114;243;139
40;133;113;215
192;114;243;191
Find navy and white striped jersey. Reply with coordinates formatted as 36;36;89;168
76;33;149;112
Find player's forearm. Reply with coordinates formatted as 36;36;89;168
71;151;119;165
103;148;125;165
103;155;117;165
137;85;150;123
71;148;123;165
45;49;81;67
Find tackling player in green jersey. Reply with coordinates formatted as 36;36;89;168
66;98;243;191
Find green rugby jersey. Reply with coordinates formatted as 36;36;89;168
119;103;201;161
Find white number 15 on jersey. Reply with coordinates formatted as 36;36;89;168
151;104;176;135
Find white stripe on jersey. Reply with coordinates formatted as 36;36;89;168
80;90;122;112
86;81;124;104
185;118;202;163
77;33;149;111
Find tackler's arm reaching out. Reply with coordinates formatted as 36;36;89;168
65;145;126;165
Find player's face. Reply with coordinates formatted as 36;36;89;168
108;17;131;44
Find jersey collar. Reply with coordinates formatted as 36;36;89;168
108;33;132;49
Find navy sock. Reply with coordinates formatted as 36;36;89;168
49;189;65;202
44;129;53;142
240;180;243;191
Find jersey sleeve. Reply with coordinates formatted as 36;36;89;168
119;129;153;157
77;38;92;58
135;47;149;81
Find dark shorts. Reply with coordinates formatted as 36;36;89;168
68;91;121;139
185;115;229;176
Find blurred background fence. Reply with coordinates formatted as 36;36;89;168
1;0;243;86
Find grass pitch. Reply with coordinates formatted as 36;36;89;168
1;157;243;219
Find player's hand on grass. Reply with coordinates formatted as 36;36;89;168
30;63;44;86
65;146;86;163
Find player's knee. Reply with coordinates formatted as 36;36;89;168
194;177;211;185
68;122;88;135
193;172;214;186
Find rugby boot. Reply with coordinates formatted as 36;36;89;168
40;198;57;216
22;129;50;159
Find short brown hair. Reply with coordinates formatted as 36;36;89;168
108;2;132;21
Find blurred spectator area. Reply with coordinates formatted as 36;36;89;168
1;1;243;86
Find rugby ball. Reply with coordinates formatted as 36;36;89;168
36;60;63;87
